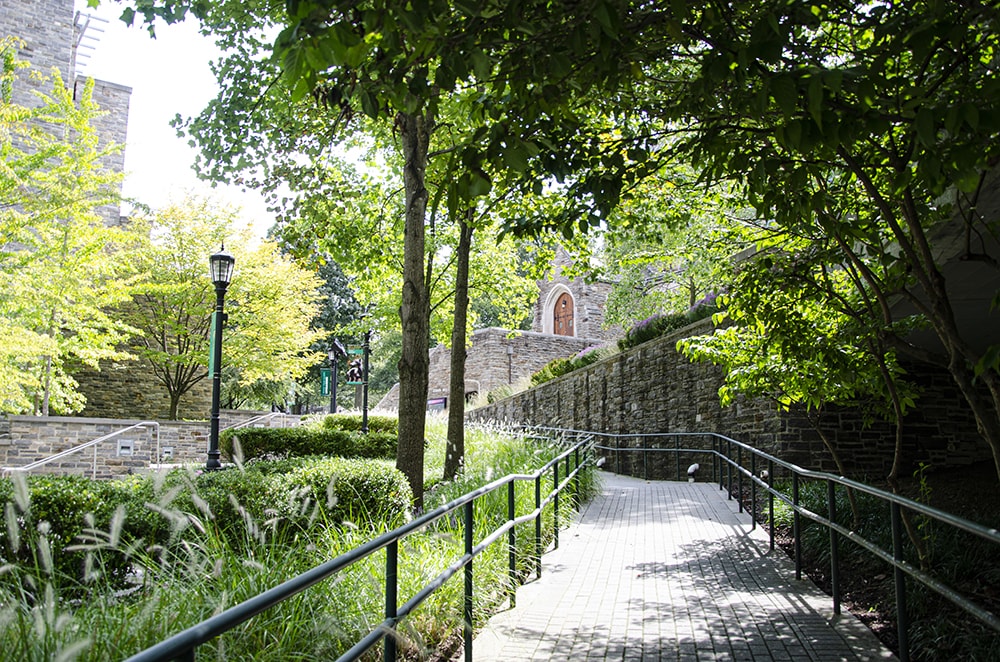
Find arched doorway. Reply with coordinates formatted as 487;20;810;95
553;292;575;336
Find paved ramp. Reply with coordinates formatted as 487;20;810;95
474;472;895;661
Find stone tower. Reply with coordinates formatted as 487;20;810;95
1;0;131;225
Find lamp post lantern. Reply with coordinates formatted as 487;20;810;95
207;246;235;470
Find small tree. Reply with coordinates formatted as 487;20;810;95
122;196;325;419
0;39;135;415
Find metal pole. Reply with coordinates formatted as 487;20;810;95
534;476;542;579
207;283;227;470
891;502;910;662
508;481;517;608
751;452;757;531
737;445;744;513
330;349;337;414
362;330;371;434
553;462;560;550
768;459;775;552
793;473;802;580
828;479;841;614
464;501;474;662
726;439;733;501
384;541;398;662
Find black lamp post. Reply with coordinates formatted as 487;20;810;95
328;338;346;414
207;246;235;470
361;329;371;433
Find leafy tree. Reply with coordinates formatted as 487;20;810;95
121;196;325;419
631;1;1000;478
0;39;135;415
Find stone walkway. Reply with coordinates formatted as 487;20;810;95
473;471;896;661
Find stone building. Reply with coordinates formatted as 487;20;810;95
378;250;622;411
2;0;212;420
2;0;131;226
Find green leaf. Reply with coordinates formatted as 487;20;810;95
915;108;935;147
360;90;379;118
807;75;823;127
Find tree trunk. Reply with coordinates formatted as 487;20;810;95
396;110;432;510
444;212;474;480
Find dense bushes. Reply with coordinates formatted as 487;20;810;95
618;297;720;351
321;412;398;434
221;426;397;463
529;344;616;387
0;458;412;586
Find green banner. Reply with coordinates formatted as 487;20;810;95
320;368;331;396
208;313;217;376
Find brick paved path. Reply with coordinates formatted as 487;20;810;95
473;472;895;661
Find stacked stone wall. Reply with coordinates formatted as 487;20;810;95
0;411;300;479
468;320;992;478
379;328;610;410
75;358;213;421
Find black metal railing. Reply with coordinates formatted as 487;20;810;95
528;427;1000;662
125;433;593;662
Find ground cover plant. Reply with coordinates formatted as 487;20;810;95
762;465;1000;662
0;416;595;660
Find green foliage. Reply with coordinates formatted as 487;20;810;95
0;39;135;415
618;300;719;352
321;412;398;434
221;426;397;463
529;344;620;387
121;196;326;418
0;422;591;659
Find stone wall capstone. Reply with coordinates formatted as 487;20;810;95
0;410;300;479
467;319;992;479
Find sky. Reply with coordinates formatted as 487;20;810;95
73;1;274;239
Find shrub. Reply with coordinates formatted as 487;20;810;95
529;345;617;387
221;426;397;462
618;299;720;351
321;413;398;434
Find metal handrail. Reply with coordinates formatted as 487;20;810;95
125;436;593;662
527;426;1000;662
223;411;298;431
1;421;160;479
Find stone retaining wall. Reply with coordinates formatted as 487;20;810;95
468;320;992;479
0;411;301;479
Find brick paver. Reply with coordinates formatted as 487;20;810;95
473;471;895;661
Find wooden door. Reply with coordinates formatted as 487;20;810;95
554;292;574;336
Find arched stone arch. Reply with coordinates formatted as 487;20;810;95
542;284;576;336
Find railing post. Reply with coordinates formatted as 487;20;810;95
768;459;775;552
616;435;621;475
674;436;680;481
793;473;802;580
574;445;581;508
891;502;910;662
534;475;542;579
553;462;560;550
384;540;398;662
642;435;648;480
828;479;841;614
737;445;744;513
713;436;719;487
750;452;757;531
464;501;474;662
508;481;517;608
727;439;733;501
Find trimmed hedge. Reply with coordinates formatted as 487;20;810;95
221;426;397;463
321;413;398;433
